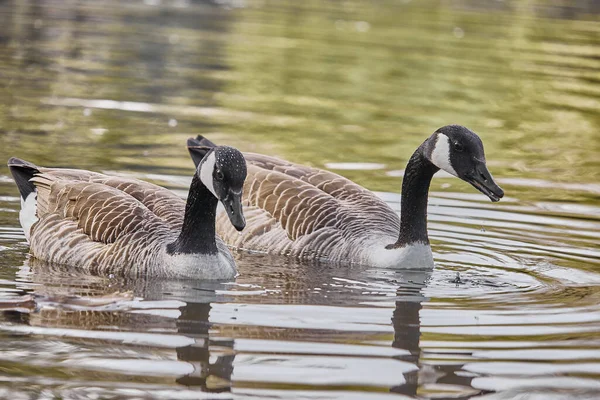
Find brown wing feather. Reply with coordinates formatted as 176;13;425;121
243;152;369;200
94;177;186;230
213;151;399;256
31;174;166;244
217;204;279;248
37;168;186;230
28;172;175;273
242;165;340;241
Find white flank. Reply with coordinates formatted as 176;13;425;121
163;252;236;280
19;191;38;242
199;151;217;197
369;243;434;269
430;133;458;177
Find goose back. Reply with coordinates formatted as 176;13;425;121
214;152;400;263
35;167;186;230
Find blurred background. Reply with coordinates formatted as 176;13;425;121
0;0;598;200
0;1;599;399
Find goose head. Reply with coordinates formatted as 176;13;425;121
198;146;247;231
424;125;504;202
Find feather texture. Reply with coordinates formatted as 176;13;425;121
34;168;186;230
9;161;236;279
214;152;402;265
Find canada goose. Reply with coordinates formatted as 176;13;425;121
187;125;504;268
7;146;247;279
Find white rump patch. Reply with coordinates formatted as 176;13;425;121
20;191;38;242
199;151;217;197
369;242;434;269
431;133;458;177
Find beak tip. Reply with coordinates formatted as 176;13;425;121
222;192;245;231
489;188;504;202
235;223;245;232
495;187;505;201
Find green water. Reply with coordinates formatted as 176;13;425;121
2;0;599;197
0;1;599;399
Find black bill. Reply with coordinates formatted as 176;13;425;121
466;162;504;202
222;190;246;231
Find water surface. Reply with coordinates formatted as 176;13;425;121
0;0;599;399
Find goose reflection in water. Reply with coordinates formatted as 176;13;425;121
0;255;443;397
0;257;236;394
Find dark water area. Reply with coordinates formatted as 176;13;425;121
0;0;599;399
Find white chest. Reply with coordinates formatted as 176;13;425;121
367;242;434;269
19;191;38;241
161;250;237;279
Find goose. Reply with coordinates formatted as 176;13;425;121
187;125;504;268
7;145;247;279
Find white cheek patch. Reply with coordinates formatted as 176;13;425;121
199;151;218;198
431;133;458;177
20;190;38;242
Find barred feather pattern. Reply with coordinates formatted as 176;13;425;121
35;168;186;230
25;169;234;279
214;153;401;265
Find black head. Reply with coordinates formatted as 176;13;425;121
423;125;504;202
197;146;247;230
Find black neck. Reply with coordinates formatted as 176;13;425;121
167;174;218;255
391;145;439;248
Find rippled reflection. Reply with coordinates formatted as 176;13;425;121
1;174;600;398
1;181;599;398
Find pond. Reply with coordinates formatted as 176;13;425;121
0;0;599;398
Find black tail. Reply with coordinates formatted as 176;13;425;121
7;157;39;200
187;135;218;167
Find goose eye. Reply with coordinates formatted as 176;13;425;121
215;170;224;181
454;142;464;152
